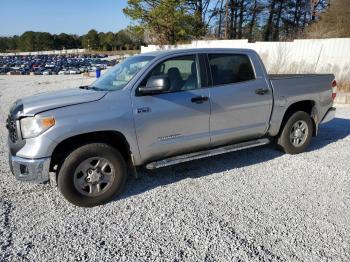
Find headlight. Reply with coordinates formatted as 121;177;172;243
20;116;55;139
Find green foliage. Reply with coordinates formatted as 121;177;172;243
0;36;18;52
18;31;36;51
16;31;55;51
123;0;333;43
35;32;54;50
0;29;141;52
0;38;9;52
54;33;80;49
115;30;132;50
0;0;336;52
185;0;210;38
124;0;196;44
82;29;99;50
125;26;144;48
99;32;114;51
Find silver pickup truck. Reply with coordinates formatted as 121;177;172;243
6;48;336;207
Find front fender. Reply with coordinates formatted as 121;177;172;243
16;90;142;165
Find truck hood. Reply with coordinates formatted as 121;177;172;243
19;88;107;116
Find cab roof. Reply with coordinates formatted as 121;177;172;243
140;48;257;57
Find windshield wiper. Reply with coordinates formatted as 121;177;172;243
79;85;102;91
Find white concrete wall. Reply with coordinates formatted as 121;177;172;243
0;49;86;56
141;38;350;82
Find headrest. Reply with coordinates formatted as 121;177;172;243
191;62;197;75
167;67;181;78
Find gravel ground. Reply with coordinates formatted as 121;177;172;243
0;75;349;262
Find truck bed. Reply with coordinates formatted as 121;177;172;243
267;73;335;136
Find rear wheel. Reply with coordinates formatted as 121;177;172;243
58;143;126;207
277;111;313;154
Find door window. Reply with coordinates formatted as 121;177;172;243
139;55;199;93
208;54;255;86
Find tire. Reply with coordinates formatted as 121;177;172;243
58;143;127;207
277;111;313;154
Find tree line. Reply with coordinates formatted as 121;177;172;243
123;0;330;44
0;0;331;52
0;28;144;52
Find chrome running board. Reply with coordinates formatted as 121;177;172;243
145;138;270;170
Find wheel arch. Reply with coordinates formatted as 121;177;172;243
50;131;131;172
278;100;318;137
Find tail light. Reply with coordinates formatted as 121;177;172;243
331;80;337;100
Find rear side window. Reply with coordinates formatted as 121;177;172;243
208;54;255;86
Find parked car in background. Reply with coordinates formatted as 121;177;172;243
6;48;336;207
42;70;52;75
58;70;68;75
69;69;80;75
0;54;117;75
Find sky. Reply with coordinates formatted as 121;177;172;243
0;0;131;36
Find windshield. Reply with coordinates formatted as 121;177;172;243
90;55;155;91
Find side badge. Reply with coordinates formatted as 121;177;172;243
137;107;151;114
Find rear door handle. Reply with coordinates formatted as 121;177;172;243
255;88;269;95
191;96;209;104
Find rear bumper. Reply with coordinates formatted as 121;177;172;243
321;107;336;124
9;155;50;183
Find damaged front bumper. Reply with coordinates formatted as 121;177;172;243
9;155;50;183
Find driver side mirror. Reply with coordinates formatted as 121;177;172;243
139;75;170;95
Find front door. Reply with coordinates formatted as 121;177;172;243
132;54;211;162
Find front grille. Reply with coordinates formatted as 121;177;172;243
6;115;18;143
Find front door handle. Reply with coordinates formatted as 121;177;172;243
191;96;209;104
255;88;269;95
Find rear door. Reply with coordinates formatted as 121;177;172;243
132;54;211;162
207;52;273;147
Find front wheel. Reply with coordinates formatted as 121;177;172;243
58;143;127;207
277;111;314;154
